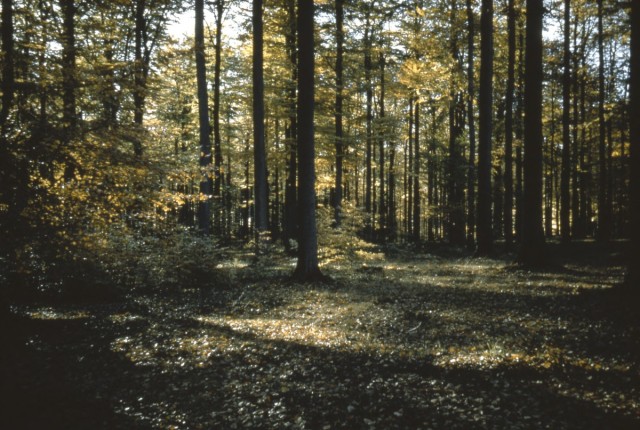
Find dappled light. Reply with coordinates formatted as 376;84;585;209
6;237;637;429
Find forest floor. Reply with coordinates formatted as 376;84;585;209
2;230;640;429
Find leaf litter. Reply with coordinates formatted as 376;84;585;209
4;237;639;429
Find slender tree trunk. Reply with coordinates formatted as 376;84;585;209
518;0;546;266
253;0;268;234
504;0;515;249
407;98;414;238
413;99;421;243
0;0;14;129
132;0;145;156
379;52;386;233
334;0;344;226
477;0;493;255
213;0;224;197
195;0;213;234
294;0;322;280
597;0;610;243
466;0;476;248
561;0;571;242
60;0;77;182
364;16;373;230
626;0;639;289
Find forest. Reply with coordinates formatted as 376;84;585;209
1;0;639;428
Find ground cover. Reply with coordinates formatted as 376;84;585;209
2;236;639;429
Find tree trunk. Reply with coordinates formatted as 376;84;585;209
132;0;146;156
213;0;224;198
253;0;268;234
413;99;421;243
195;0;212;234
379;52;386;234
517;0;546;266
466;0;476;248
561;0;571;243
596;0;610;243
334;0;344;226
364;15;373;232
294;0;322;281
504;0;515;249
0;0;14;129
476;0;493;255
626;0;639;289
448;0;465;246
283;0;298;250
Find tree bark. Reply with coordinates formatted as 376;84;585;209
561;0;571;243
253;0;268;234
413;99;421;243
517;0;546;266
195;0;213;234
0;0;14;129
626;0;639;288
466;0;476;248
334;0;344;226
293;0;322;281
596;0;610;243
476;0;493;255
213;0;224;198
504;0;515;249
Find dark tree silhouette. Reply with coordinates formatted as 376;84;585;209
517;0;546;266
0;0;14;129
334;0;344;226
561;0;571;243
504;0;516;249
477;0;493;255
627;0;639;289
253;0;268;234
466;0;476;248
294;0;322;281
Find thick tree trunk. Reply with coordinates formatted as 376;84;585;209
517;0;546;266
293;0;322;281
195;0;213;234
253;0;268;234
476;0;493;255
283;0;298;250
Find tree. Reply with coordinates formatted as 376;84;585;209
627;0;639;289
560;0;571;243
333;0;345;226
195;0;213;234
212;0;225;199
253;0;268;235
0;0;14;130
293;0;322;280
476;0;493;255
517;0;545;266
504;0;516;249
596;0;610;242
466;0;476;248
